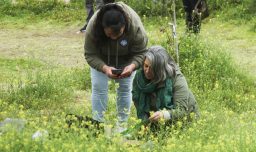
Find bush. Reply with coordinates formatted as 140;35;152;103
0;0;254;23
0;0;84;22
178;35;256;112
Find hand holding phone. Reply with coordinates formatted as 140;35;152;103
111;69;123;75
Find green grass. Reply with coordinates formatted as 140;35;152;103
201;18;256;77
0;58;43;82
0;0;256;151
0;58;43;70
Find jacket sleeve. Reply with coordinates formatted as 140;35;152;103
129;27;148;70
168;72;190;121
84;32;105;72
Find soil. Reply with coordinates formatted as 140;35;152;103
0;27;86;67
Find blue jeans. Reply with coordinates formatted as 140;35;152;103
90;68;135;123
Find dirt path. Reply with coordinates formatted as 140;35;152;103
201;19;256;78
0;26;86;67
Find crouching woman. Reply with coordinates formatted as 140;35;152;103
132;46;200;127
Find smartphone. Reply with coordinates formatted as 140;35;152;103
111;69;123;75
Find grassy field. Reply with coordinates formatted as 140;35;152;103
0;0;256;151
201;18;256;77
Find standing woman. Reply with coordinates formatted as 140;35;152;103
132;46;199;125
84;2;148;131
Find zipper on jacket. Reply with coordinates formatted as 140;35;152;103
116;41;119;68
107;41;110;65
107;40;119;68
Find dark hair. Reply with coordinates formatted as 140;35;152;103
103;0;115;4
102;9;126;34
94;3;129;46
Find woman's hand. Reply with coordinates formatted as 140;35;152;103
102;65;119;79
149;111;163;122
119;63;136;78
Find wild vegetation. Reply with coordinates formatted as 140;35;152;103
0;0;255;151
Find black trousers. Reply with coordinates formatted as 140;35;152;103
85;0;104;23
182;0;203;33
182;0;203;22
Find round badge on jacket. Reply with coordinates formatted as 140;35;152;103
120;39;128;47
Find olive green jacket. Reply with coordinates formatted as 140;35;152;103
84;2;148;72
170;70;200;121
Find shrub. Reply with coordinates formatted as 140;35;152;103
178;35;256;112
